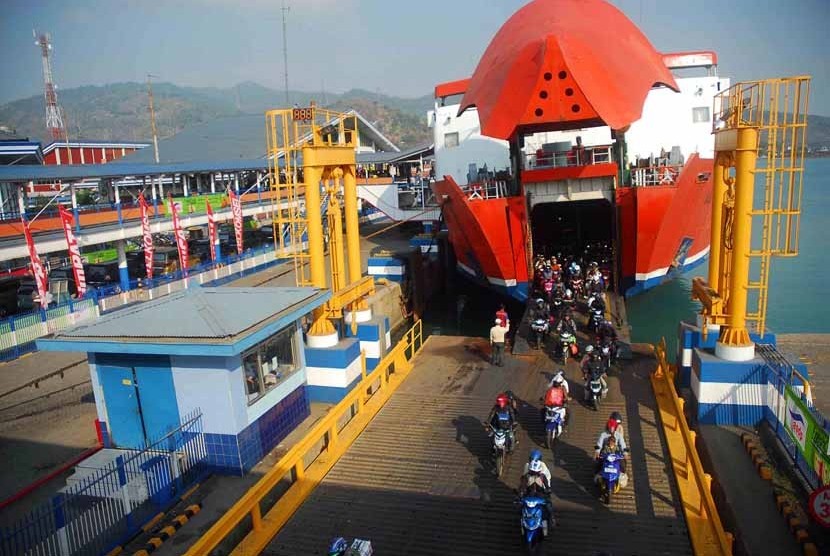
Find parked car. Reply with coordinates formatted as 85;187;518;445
152;247;200;276
0;277;21;318
83;261;122;293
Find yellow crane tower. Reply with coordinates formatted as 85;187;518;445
693;76;810;360
265;104;375;346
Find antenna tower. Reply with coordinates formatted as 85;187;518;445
34;30;65;141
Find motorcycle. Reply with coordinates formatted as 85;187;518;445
518;494;548;554
544;405;566;450
587;369;605;411
490;426;511;477
542;278;555;303
587;306;604;333
530;318;549;349
569;277;584;300
598;337;617;372
559;331;577;363
598;452;624;504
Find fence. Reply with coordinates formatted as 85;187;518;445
652;339;734;556
0;244;299;361
185;320;425;555
0;411;208;556
759;343;829;490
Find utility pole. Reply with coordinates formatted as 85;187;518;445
281;1;290;105
147;74;160;164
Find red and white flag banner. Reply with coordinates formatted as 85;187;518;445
138;194;154;279
169;195;190;276
229;189;243;255
21;219;49;305
206;199;217;262
57;206;87;297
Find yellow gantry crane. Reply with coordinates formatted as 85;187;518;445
693;77;810;359
265;104;375;344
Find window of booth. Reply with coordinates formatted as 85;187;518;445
243;326;298;404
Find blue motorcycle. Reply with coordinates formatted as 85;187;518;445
519;494;547;554
544;405;566;451
599;452;623;504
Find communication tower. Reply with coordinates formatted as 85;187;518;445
33;30;65;141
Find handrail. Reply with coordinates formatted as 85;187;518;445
185;319;426;555
651;338;734;556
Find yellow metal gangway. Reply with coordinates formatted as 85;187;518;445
265;104;375;339
693;76;810;344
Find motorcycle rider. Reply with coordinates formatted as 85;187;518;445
587;262;604;293
530;298;550;349
520;449;556;529
542;371;570;427
594;433;627;478
486;392;518;451
556;312;577;337
595;417;628;459
608;411;625;443
581;345;608;401
597;319;618;366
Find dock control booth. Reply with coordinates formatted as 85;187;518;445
38;287;330;475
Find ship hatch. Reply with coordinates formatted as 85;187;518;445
530;199;614;277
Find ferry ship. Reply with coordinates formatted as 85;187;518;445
430;0;729;300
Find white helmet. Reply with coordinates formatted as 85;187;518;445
495;318;502;324
585;345;594;354
552;372;564;385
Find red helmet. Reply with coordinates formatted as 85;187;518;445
607;418;618;433
496;393;509;408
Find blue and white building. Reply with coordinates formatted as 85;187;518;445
38;287;330;475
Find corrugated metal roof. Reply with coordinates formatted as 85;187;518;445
0;159;269;182
118;111;399;165
56;287;321;341
358;142;433;164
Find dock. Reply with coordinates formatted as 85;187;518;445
263;334;692;554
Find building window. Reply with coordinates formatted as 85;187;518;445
243;326;298;404
692;106;711;123
444;132;459;148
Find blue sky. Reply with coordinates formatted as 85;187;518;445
1;0;828;115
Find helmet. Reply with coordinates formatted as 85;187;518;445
585;345;594;354
530;449;543;462
610;411;623;424
495;318;502;324
496;393;509;408
607;418;619;433
328;537;349;556
552;372;564;385
536;298;545;308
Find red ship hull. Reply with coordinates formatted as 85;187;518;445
433;154;712;300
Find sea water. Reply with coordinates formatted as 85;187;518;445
627;158;830;355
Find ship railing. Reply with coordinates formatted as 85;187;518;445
524;144;613;170
464;179;509;201
396;178;439;210
631;164;684;186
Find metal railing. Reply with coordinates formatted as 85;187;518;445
524;144;613;170
0;411;208;556
0;243;301;361
651;339;734;556
185;320;426;556
631;164;684;186
463;179;509;201
759;343;826;491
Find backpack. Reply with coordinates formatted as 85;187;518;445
545;386;565;407
496;409;512;428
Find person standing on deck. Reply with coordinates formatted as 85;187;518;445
495;303;509;329
490;318;509;366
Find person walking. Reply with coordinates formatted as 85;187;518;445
490;318;509;366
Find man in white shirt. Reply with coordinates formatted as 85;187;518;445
490;318;509;366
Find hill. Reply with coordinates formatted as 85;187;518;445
0;82;433;149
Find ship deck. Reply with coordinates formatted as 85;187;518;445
264;333;692;555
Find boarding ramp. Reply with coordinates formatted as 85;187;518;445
357;180;441;222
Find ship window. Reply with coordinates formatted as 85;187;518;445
444;132;459;148
692;106;711;123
